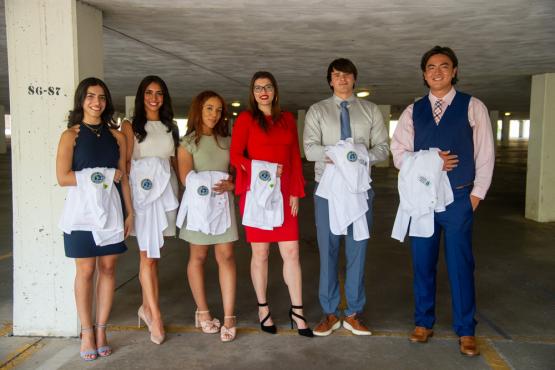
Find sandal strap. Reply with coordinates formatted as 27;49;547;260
258;303;272;326
291;311;307;323
95;323;108;329
81;327;94;332
97;345;111;350
224;315;236;319
290;307;308;323
80;349;98;359
260;311;272;326
221;326;236;334
220;325;237;341
196;309;210;314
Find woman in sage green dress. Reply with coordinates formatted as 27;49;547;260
177;90;238;342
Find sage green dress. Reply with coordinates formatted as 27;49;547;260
178;134;238;245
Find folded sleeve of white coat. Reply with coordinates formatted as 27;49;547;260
316;139;372;241
242;160;284;230
59;167;124;246
325;138;372;193
176;170;230;236
391;149;454;242
130;157;179;258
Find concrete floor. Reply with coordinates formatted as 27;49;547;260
0;140;554;370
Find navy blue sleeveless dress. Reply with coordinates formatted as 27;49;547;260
63;123;128;258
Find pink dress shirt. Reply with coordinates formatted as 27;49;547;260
391;88;495;200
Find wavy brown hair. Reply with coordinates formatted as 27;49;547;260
68;77;117;129
185;90;229;147
248;71;282;131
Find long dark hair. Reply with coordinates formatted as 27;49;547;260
67;77;117;129
132;75;179;149
248;71;282;131
186;90;229;147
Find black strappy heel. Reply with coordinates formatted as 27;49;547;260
289;305;314;337
258;302;277;334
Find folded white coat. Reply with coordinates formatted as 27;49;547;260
59;167;124;246
316;139;372;241
391;148;454;242
130;157;179;258
242;160;284;230
176;170;231;236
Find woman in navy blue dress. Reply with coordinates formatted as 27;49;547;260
56;78;133;361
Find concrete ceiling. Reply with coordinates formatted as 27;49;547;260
1;0;554;117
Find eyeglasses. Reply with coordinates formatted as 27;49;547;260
253;84;274;94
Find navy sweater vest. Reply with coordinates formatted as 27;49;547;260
413;91;475;188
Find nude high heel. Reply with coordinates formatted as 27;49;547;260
220;316;237;342
195;309;221;334
138;306;165;345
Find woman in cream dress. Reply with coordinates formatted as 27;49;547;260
122;75;179;344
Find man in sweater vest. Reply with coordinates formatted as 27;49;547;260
391;46;495;356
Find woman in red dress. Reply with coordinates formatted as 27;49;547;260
230;71;312;337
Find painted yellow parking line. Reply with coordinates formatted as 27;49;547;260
0;323;12;337
0;339;44;370
0;253;12;262
2;321;554;344
0;320;550;370
477;338;511;370
511;335;555;344
104;325;504;341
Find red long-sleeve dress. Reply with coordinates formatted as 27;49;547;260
230;111;305;243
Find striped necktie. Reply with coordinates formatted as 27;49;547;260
433;99;443;124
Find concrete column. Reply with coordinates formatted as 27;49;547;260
501;114;511;146
489;110;499;145
297;109;306;158
6;0;103;336
125;95;135;119
0;106;6;154
518;120;524;139
375;105;391;167
525;73;555;222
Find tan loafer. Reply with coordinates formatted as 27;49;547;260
409;326;433;343
459;336;480;356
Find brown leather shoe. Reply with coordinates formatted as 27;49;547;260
459;336;480;356
313;314;341;337
343;314;372;336
409;326;434;343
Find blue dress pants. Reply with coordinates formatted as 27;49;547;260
410;187;477;336
314;184;374;316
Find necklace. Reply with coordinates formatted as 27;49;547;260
82;122;103;138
